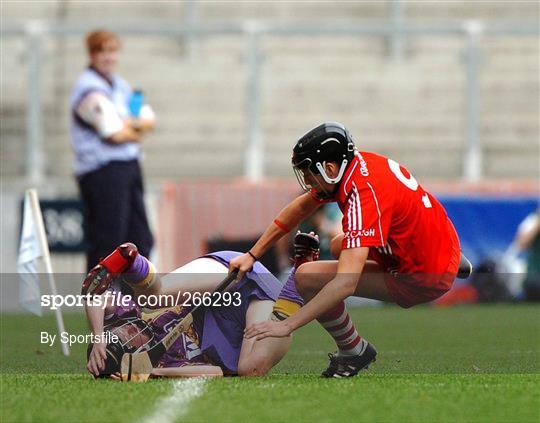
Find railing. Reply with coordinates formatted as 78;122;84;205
2;19;538;183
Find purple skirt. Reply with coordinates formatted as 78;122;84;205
197;251;282;372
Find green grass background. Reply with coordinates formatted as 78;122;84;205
1;304;539;422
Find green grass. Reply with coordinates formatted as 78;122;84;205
1;304;539;422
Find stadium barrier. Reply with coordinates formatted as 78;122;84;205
158;179;301;271
158;179;539;271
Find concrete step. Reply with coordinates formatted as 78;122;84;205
406;2;538;20
484;152;540;178
3;1;536;27
63;3;186;22
198;3;389;21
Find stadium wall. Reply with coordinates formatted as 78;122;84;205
158;179;539;271
0;180;537;312
1;2;538;182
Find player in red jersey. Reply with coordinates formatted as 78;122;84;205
234;122;472;377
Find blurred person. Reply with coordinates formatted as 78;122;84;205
434;259;511;307
435;209;540;307
233;122;472;378
84;233;319;378
70;29;155;271
515;208;540;301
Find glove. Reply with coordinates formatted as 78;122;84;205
293;232;320;266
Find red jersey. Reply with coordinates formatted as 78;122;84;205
333;151;459;276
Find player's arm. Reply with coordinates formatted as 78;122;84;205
84;295;115;376
85;300;105;336
229;192;321;278
244;247;368;340
249;192;321;258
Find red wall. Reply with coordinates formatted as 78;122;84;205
158;179;301;271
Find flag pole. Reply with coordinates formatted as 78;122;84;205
27;189;70;356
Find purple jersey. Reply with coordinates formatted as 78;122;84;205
202;251;282;302
106;251;282;373
198;251;281;372
103;297;203;368
150;306;207;368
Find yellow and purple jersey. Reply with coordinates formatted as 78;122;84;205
105;251;283;373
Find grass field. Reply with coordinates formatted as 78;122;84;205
1;304;539;422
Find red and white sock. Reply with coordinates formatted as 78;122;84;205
317;301;368;356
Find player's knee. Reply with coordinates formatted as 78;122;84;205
237;357;271;377
237;366;269;377
294;262;323;294
294;263;313;296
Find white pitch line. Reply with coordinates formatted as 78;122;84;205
140;377;207;423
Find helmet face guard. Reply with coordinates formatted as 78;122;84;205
87;317;155;377
106;317;155;354
292;158;337;200
292;122;356;200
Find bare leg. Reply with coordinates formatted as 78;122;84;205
237;300;291;376
130;257;228;306
295;259;393;358
295;260;394;303
238;335;292;377
159;257;228;296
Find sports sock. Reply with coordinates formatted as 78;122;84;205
317;301;368;356
122;254;156;288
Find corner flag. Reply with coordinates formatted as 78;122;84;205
17;190;43;316
17;189;70;356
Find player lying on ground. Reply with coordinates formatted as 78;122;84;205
84;233;319;378
233;122;473;378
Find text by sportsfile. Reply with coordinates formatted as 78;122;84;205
41;331;119;347
40;290;242;310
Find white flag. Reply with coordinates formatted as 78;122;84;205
17;193;43;316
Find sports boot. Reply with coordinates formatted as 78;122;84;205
321;343;377;378
81;243;138;295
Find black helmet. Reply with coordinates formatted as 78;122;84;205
292;122;356;197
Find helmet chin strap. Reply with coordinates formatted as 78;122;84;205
315;159;348;185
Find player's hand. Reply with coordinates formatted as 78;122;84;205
87;341;107;377
229;252;256;283
244;320;293;341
